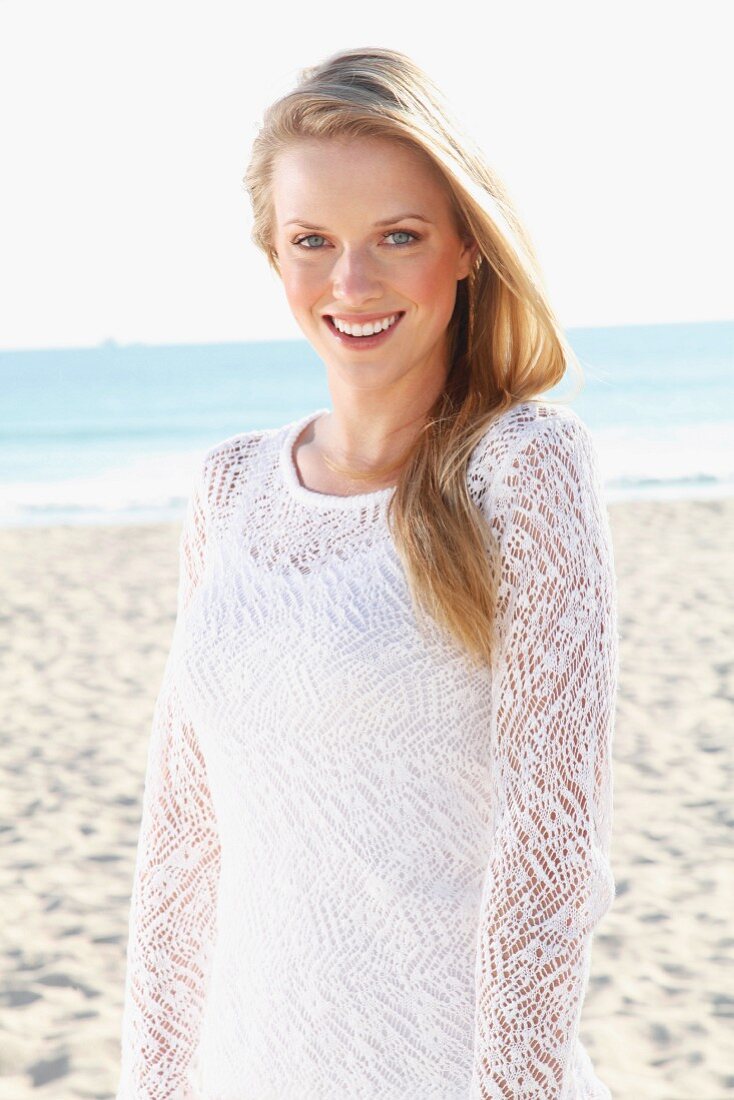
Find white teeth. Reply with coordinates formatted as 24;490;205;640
332;313;398;336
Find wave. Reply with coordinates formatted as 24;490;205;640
1;427;732;526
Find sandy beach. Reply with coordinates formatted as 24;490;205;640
0;497;732;1099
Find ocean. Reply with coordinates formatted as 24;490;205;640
1;319;732;527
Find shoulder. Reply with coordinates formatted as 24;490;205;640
467;399;596;511
469;399;613;573
478;402;615;587
192;424;282;520
477;396;593;455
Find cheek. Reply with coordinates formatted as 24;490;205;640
408;253;460;310
281;262;323;312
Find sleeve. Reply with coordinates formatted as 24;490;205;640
116;457;222;1100
470;416;619;1100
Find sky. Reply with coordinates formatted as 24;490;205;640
0;0;731;351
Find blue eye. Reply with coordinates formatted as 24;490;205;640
294;234;327;249
292;229;420;249
385;230;418;246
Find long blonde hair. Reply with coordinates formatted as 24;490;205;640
243;47;583;668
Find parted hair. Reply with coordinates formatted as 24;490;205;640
243;46;583;668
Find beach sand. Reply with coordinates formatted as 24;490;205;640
0;498;732;1099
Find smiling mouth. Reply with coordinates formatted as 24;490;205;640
323;312;405;342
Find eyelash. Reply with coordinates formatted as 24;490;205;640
292;229;421;250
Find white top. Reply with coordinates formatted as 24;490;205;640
116;399;619;1099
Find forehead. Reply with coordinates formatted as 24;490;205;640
271;136;451;221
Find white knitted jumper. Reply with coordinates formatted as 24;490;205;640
116;399;618;1100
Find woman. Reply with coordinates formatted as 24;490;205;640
116;47;619;1099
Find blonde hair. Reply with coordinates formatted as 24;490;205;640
243;47;583;668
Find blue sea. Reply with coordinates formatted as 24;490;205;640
1;320;732;527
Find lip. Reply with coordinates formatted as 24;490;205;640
323;311;405;348
324;310;405;324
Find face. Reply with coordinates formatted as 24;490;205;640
270;136;478;395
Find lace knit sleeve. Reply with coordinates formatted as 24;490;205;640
470;413;618;1099
116;457;222;1100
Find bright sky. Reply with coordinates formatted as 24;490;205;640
0;0;730;351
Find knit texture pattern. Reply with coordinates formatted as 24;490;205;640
115;399;618;1099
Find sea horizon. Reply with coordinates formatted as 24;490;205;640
1;318;732;528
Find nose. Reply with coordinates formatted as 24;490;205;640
330;246;382;304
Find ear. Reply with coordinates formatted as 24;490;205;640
457;236;480;281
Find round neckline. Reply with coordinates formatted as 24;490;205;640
279;408;398;510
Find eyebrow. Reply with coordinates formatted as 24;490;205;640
284;213;433;229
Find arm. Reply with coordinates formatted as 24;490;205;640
470;415;618;1099
116;459;222;1099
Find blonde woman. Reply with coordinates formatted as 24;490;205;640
116;47;619;1100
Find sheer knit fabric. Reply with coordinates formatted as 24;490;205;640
115;399;618;1100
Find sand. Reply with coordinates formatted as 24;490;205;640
0;498;732;1099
